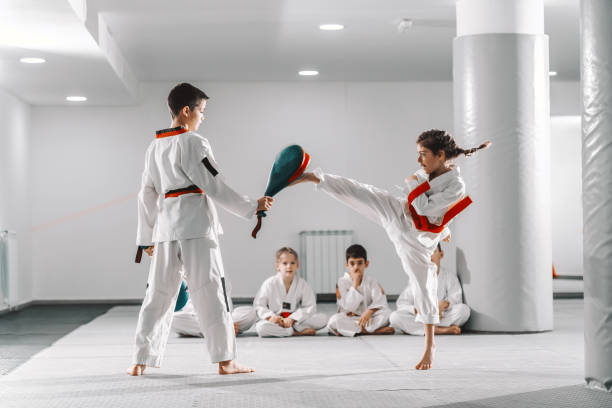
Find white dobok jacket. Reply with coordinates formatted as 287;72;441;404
136;127;257;246
397;267;464;312
402;166;466;247
336;273;389;316
254;274;317;323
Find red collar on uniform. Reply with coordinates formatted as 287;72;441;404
155;126;188;139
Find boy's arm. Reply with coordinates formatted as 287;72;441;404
136;160;158;246
396;286;417;314
254;282;275;320
368;281;388;311
182;137;257;219
337;279;364;313
289;281;316;323
446;273;464;305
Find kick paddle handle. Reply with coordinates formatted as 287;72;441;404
251;211;267;239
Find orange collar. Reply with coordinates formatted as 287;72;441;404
155;126;188;139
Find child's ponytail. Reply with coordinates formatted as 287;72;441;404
417;129;491;160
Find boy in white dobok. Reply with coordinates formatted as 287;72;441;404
390;243;470;335
254;247;328;337
327;244;395;337
127;83;273;376
173;279;257;337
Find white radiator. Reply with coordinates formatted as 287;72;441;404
0;230;17;308
299;230;353;294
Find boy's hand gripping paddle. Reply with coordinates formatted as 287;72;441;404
251;145;310;238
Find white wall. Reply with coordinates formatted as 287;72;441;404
549;82;582;276
551;116;582;276
29;80;583;300
0;87;32;307
30;81;454;299
551;81;580;116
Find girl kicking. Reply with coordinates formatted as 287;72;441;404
292;129;489;370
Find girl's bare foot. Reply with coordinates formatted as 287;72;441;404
373;326;395;335
415;346;436;370
293;327;317;336
289;172;320;186
126;364;146;376
435;325;461;335
234;322;240;336
218;360;254;375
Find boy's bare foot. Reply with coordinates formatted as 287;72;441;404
126;364;146;376
218;360;254;375
435;325;461;335
234;322;240;336
415;346;436;370
373;326;395;335
293;327;317;336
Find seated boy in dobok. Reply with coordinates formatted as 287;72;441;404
390;243;470;335
254;247;328;337
327;244;395;337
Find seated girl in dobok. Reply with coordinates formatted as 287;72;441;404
254;247;328;337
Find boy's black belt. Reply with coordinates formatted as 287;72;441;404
135;184;204;263
164;185;203;198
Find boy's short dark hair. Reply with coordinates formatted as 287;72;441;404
167;83;209;118
346;244;367;262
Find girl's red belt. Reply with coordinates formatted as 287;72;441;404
407;181;472;233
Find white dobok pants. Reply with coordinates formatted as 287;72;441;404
132;238;235;366
390;304;471;336
317;172;440;324
327;309;391;337
255;313;329;337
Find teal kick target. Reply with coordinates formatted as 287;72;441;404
175;281;189;312
251;145;311;238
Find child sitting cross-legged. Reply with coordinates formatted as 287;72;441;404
254;247;328;337
327;244;395;337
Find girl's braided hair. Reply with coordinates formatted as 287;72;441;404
417;129;490;160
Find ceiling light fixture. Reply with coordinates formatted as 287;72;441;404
66;96;87;102
319;24;344;31
20;57;46;64
298;70;319;76
398;19;414;32
549;71;558;76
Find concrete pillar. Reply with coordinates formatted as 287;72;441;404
581;0;612;392
453;0;553;331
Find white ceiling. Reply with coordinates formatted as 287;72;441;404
0;0;580;105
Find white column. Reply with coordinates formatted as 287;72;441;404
581;0;612;392
453;0;553;331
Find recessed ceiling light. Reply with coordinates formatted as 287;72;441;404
319;24;344;31
66;96;87;102
20;57;46;64
298;70;319;76
549;71;558;76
